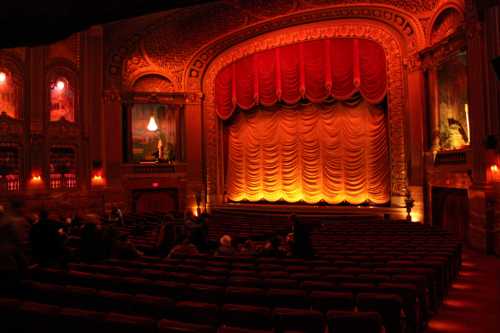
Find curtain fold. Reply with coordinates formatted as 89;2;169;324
226;101;390;204
215;38;387;120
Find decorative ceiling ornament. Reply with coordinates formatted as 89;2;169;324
111;1;431;91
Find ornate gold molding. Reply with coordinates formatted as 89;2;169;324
202;20;409;204
185;5;425;90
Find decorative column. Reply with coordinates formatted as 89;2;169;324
102;89;122;187
405;54;426;222
27;46;46;192
184;92;204;213
81;26;104;191
464;0;497;253
427;67;441;152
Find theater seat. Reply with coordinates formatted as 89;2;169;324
225;287;267;306
218;327;273;333
309;291;354;313
58;307;105;333
327;310;382;333
175;301;219;325
267;289;308;309
221;304;273;330
102;312;157;333
357;293;403;333
273;308;324;333
133;294;175;318
158;318;217;333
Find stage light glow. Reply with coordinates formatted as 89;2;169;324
152;182;159;188
491;164;498;173
0;72;6;83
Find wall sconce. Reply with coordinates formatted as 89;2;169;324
0;71;7;84
147;115;159;132
30;171;43;186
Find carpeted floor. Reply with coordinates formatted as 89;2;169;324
425;249;500;333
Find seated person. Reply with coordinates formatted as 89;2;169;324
109;206;124;226
168;237;199;258
112;234;143;259
238;239;258;256
215;234;235;257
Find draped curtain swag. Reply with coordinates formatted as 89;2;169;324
226;101;390;204
218;38;390;204
215;38;387;120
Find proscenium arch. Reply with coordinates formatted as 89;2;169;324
184;4;426;90
201;19;409;208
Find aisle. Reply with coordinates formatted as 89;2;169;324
425;249;500;333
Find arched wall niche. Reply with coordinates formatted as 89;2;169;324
107;2;427;92
130;73;174;93
429;3;464;45
201;19;409;207
0;50;25;120
46;59;79;124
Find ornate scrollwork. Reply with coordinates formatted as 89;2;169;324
47;118;80;143
202;21;408;204
0;112;23;141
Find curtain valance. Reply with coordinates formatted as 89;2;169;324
215;38;386;120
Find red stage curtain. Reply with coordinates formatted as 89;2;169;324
225;100;390;204
215;38;386;120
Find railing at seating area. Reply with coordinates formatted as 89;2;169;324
0;213;461;333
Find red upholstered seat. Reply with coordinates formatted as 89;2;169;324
327;310;383;333
272;307;324;333
58;307;105;333
357;293;403;333
309;291;355;312
221;304;273;330
133;294;175;318
267;289;308;309
187;283;226;304
225;287;268;306
175;301;219;325
102;312;156;333
159;319;217;333
219;327;273;333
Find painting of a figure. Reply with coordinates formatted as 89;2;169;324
131;104;178;163
50;78;75;122
438;51;469;150
0;70;21;119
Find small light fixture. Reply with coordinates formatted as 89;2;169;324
152;182;159;188
491;164;499;173
56;80;65;91
0;71;6;84
147;115;158;132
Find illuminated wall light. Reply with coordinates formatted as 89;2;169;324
91;172;105;186
0;71;6;84
491;164;498;173
147;115;159;132
152;182;159;188
56;80;65;91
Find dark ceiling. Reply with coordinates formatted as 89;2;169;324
0;0;217;49
0;0;497;49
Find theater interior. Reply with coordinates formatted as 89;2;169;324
0;0;499;332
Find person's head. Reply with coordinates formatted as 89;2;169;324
184;209;193;220
244;240;254;250
9;197;25;214
220;235;232;248
39;208;49;221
